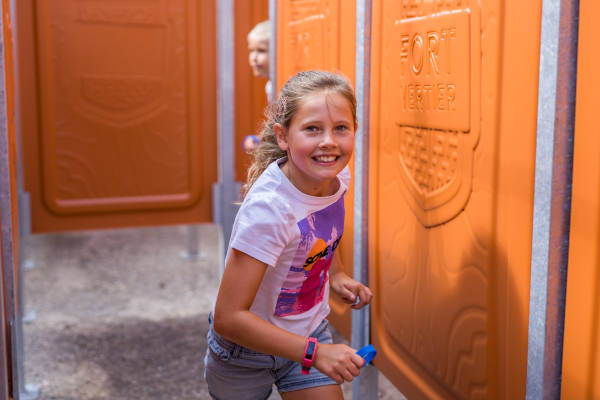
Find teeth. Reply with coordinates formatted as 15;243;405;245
315;156;336;162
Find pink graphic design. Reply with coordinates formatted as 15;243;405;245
275;195;345;317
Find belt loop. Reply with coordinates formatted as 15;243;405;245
231;344;241;358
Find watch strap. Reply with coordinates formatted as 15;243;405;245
301;337;318;375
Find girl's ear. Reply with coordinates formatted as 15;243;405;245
273;123;288;151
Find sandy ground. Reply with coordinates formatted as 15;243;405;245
21;224;405;399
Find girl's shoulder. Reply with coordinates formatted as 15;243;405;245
240;169;294;223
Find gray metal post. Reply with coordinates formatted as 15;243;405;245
352;0;377;398
0;3;19;397
268;0;277;102
214;0;240;257
7;1;38;397
0;270;8;400
180;225;206;261
0;6;12;398
525;0;579;399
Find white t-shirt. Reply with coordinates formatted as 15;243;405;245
226;158;350;337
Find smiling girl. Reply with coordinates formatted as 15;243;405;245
204;70;373;400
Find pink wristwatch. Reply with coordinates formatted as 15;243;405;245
301;337;318;375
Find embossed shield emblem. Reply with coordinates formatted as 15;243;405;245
390;9;481;227
56;4;170;127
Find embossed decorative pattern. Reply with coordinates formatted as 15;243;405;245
36;0;202;213
277;0;341;85
80;75;163;112
370;0;495;399
398;127;460;195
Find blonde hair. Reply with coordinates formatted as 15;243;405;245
241;70;357;199
247;20;270;42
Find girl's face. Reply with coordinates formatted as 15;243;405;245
275;90;356;197
248;37;269;78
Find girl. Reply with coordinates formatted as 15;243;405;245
205;70;373;400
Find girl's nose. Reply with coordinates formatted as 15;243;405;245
320;130;336;147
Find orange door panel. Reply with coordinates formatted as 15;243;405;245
561;0;600;397
276;0;356;340
18;0;217;232
234;0;268;183
369;0;539;398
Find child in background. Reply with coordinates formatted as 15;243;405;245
204;70;373;399
247;20;273;103
243;20;273;154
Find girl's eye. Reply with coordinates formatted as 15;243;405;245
305;126;319;132
336;125;349;132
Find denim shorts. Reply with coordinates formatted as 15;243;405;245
204;316;338;400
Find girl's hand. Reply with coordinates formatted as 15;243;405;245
330;271;373;309
313;343;365;383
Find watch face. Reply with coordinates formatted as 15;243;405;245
306;341;316;360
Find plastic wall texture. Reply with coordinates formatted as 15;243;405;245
561;0;600;398
234;0;268;183
276;0;356;340
17;1;217;232
368;0;540;398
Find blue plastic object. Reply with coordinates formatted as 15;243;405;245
356;344;377;366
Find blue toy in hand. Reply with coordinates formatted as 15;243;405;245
356;344;377;366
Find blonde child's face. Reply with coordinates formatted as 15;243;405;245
248;37;269;78
275;90;356;197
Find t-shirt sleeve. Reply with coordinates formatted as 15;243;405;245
229;195;291;267
338;165;351;187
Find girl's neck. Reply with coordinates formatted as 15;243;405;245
280;159;339;197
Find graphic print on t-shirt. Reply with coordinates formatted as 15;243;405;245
275;194;345;317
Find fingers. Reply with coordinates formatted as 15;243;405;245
316;344;364;384
334;354;362;383
341;366;359;382
339;286;357;304
351;352;366;369
351;285;373;309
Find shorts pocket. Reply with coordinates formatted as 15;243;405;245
208;329;239;361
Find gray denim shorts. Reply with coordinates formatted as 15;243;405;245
203;316;338;400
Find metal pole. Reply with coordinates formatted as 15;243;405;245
214;0;239;258
0;2;19;397
0;6;12;398
352;0;377;398
0;260;8;400
8;1;39;397
179;225;206;261
268;0;277;101
526;0;579;398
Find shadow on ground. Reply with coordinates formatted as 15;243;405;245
27;315;210;399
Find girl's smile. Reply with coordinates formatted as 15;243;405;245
275;90;356;197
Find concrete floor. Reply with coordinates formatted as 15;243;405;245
21;224;404;399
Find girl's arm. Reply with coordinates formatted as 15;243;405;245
329;251;373;309
213;248;365;383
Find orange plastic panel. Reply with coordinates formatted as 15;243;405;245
276;0;355;89
234;0;268;183
276;0;355;340
561;0;600;398
369;0;540;398
18;0;217;232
